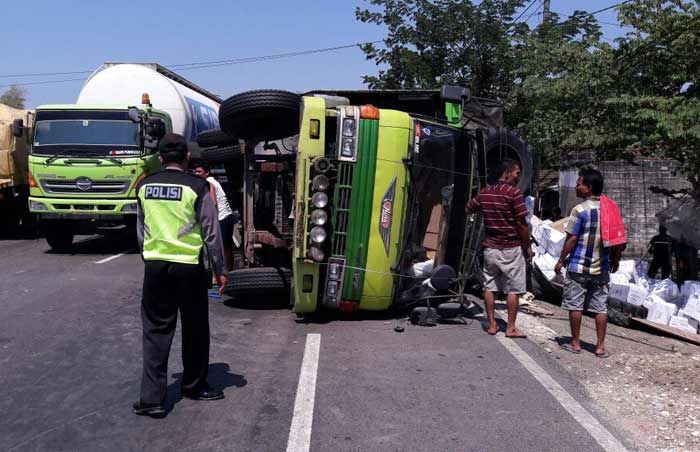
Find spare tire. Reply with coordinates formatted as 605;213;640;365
197;128;237;148
223;267;291;298
198;145;243;164
219;90;301;141
484;128;533;194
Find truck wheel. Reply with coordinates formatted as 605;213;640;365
45;225;74;252
223;267;292;299
198;145;243;164
484;128;533;194
197;128;237;148
219;90;301;141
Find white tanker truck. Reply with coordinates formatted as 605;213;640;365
12;63;220;251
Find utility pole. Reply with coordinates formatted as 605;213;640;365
543;0;551;24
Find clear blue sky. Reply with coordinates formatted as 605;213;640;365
0;0;632;108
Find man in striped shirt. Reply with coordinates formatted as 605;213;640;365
555;169;622;358
467;159;532;338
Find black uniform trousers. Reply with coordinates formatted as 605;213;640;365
140;260;210;404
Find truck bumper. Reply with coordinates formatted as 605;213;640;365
29;196;137;218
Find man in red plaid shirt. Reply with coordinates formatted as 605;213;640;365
467;159;533;338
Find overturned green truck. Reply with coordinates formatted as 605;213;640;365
211;87;533;314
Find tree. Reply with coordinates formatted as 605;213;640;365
355;0;526;98
583;0;700;197
0;85;27;109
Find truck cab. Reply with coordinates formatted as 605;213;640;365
22;102;167;251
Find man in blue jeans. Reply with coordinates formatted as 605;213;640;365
555;168;622;358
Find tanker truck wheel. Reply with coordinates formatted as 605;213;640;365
197;128;237;148
484;128;533;194
219;90;301;141
198;145;243;164
44;222;74;253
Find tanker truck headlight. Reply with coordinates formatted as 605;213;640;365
310;209;328;226
121;203;138;213
309;226;327;244
308;246;325;262
341;138;355;158
342;118;356;137
29;200;48;211
311;192;328;208
312;175;330;191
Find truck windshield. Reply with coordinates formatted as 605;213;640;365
32;110;140;155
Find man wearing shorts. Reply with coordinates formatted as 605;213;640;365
194;162;236;272
467;159;533;338
555;168;622;358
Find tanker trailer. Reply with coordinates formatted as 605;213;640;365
14;63;220;251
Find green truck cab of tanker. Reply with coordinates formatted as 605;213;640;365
291;87;482;314
23;103;168;251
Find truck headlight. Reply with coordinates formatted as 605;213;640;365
121;203;138;213
326;281;339;298
309;226;327;244
312;174;330;191
328;262;341;280
311;192;328;208
342;118;356;137
29;200;48;211
310;209;328;226
341;138;354;157
308;246;325;262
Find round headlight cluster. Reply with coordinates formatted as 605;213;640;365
310;209;328;226
310;226;327;244
312;192;328;208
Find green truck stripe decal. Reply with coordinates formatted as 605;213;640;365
342;119;379;300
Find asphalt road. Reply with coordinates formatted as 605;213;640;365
0;235;634;452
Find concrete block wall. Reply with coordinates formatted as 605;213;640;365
559;151;691;257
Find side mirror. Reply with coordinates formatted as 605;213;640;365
440;85;471;103
146;118;166;140
128;107;141;123
12;119;24;137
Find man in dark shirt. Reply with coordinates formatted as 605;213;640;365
648;225;673;279
467;159;533;338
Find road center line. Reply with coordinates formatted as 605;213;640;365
94;249;135;264
496;336;629;452
286;333;321;452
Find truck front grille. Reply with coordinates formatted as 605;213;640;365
332;163;353;255
41;179;130;195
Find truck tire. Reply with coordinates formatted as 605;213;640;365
197;128;237;148
45;225;74;252
198;145;243;164
219;90;301;141
223;267;291;299
484;128;533;194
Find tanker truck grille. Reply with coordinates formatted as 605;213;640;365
41;179;130;195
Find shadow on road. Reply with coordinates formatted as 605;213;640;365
45;235;139;256
163;363;247;414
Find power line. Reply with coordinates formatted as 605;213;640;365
523;3;544;23
511;0;542;24
0;78;86;89
0;40;382;85
552;0;636;25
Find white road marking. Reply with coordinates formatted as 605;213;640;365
286;333;321;452
497;336;629;452
94;249;135;264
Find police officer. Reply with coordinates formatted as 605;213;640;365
132;133;228;418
